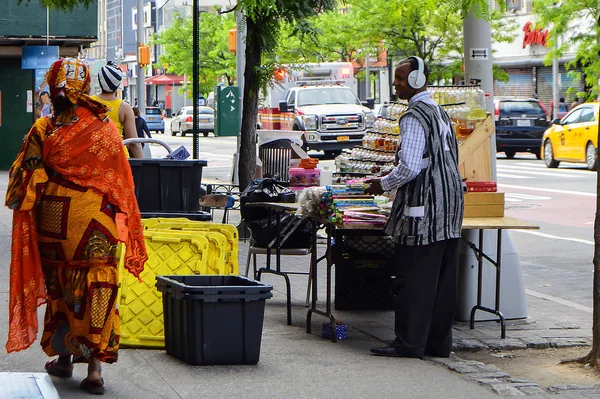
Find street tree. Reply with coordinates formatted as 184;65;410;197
533;0;600;372
232;0;338;191
152;11;236;95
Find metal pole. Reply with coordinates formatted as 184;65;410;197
46;7;49;46
463;8;496;178
192;0;199;159
232;9;246;185
136;0;145;114
552;39;560;120
365;49;370;99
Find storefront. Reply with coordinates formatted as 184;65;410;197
492;15;584;112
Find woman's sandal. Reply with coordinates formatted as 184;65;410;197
44;359;73;378
80;377;105;395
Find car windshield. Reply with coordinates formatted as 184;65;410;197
145;108;161;115
297;87;360;106
500;101;544;115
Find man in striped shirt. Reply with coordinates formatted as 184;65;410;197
366;57;464;359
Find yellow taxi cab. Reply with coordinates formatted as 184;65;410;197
542;102;598;170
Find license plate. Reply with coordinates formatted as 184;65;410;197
516;119;531;127
337;136;350;142
200;118;210;123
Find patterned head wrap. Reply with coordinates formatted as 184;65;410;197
98;61;123;93
44;58;109;125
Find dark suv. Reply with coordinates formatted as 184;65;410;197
494;97;549;159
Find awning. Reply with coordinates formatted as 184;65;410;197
145;74;185;85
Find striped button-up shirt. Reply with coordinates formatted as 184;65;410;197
381;91;450;192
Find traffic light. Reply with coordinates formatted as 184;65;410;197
138;44;150;67
228;29;236;53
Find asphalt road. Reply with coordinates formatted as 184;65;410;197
152;122;597;311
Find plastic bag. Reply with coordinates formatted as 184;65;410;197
240;178;296;221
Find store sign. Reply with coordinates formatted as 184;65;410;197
522;22;549;48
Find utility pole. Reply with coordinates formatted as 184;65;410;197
136;0;146;113
458;5;529;323
232;9;246;185
365;49;371;100
192;0;200;159
552;40;560;120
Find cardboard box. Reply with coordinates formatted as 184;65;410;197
464;192;504;218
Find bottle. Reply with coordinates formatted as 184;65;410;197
321;165;333;187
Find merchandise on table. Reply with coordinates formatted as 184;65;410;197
289;167;320;187
465;181;497;192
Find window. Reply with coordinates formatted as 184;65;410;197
297;88;360;107
562;109;583;125
578;107;596;123
286;91;296;106
500;100;544;114
145;108;161;115
199;107;214;115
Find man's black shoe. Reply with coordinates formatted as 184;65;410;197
370;346;405;357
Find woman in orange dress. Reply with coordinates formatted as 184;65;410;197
5;58;148;395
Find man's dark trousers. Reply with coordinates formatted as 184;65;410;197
392;238;460;358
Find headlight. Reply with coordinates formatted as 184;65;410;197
365;112;375;128
302;115;317;130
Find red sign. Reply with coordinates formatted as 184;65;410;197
522;22;549;48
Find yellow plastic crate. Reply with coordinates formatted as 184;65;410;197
118;230;209;348
143;219;239;275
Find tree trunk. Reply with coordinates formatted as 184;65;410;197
569;101;600;370
238;17;261;191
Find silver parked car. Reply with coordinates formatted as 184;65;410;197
170;106;214;137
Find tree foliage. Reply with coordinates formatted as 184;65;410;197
152;11;236;95
274;0;515;83
532;0;600;101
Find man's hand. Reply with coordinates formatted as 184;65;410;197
365;178;384;195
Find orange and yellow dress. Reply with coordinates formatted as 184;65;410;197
5;61;147;362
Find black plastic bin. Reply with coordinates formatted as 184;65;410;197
129;159;208;213
155;275;273;365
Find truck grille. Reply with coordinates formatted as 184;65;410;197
321;134;363;141
320;114;363;131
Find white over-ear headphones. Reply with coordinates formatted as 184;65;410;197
407;56;426;90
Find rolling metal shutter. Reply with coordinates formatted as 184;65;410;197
494;68;534;98
536;66;584;113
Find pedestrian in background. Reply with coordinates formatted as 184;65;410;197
5;58;148;395
91;61;143;158
366;56;464;359
133;106;152;146
557;97;569;118
571;97;582;110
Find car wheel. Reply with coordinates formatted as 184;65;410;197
203;132;209;137
504;150;516;159
171;127;176;136
586;142;597;170
544;140;560;168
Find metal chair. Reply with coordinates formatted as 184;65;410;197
242;218;313;325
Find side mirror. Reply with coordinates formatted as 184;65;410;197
172;113;176;117
361;100;369;107
552;118;562;125
279;100;289;113
366;98;375;109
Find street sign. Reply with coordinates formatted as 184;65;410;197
214;85;240;137
469;48;489;60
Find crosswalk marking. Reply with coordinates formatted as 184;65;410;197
498;165;581;178
505;193;551;202
498;183;596;197
497;173;534;179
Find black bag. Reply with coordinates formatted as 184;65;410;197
240;178;296;221
247;214;313;249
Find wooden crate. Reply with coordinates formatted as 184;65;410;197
458;116;494;182
464;192;504;218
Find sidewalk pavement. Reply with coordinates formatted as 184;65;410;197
0;172;597;398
